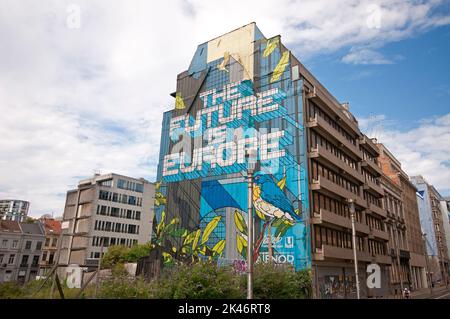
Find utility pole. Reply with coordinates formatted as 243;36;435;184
50;230;64;298
348;199;360;299
267;222;273;263
245;151;255;299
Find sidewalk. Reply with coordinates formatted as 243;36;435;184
385;285;450;299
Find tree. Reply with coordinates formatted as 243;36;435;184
101;245;130;269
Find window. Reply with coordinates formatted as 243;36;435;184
45;238;50;246
8;254;15;264
136;211;141;220
0;254;4;264
128;196;136;205
32;255;39;266
2;239;7;248
35;241;42;251
99;179;113;187
12;240;18;248
99;190;109;200
42;252;47;262
25;241;32;250
21;255;29;266
52;238;57;247
49;253;54;264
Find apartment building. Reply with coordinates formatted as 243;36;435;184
306;90;390;298
0;199;30;222
411;176;449;285
0;220;45;283
155;23;392;298
58;173;155;269
376;143;428;291
38;217;61;276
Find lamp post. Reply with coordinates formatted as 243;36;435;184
245;151;256;299
347;199;360;299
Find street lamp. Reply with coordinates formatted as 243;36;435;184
245;150;256;299
347;198;360;299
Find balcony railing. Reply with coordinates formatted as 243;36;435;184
364;178;384;196
314;244;372;262
310;145;365;184
312;208;370;234
311;176;367;208
307;115;363;159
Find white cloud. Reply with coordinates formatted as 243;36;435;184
360;114;450;196
342;47;393;65
0;0;449;217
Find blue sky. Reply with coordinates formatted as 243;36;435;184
305;24;450;125
0;0;449;216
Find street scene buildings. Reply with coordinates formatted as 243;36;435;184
0;23;449;299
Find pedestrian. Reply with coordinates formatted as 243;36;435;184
403;287;411;299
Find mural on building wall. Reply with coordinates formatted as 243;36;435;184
154;24;310;270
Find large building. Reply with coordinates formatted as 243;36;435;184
58;173;155;269
0;220;45;283
0;199;30;222
155;23;392;298
376;143;428;292
411;176;449;285
440;197;450;270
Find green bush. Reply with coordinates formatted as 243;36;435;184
244;263;312;299
0;282;24;299
98;276;152;299
153;261;243;299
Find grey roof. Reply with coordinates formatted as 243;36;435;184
19;222;44;235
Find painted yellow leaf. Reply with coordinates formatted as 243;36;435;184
183;231;196;245
253;185;261;200
234;210;248;234
172;246;177;253
263;36;279;58
270;51;290;83
156;211;166;235
201;216;222;245
212;239;226;256
255;209;266;221
175;92;185;109
277;175;286;190
192;229;201;251
217;51;230;72
236;234;248;254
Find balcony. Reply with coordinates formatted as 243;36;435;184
370;227;389;241
367;203;387;218
311;176;367;208
310;145;365;184
361;158;382;176
375;254;392;265
306;89;360;134
314;244;372;263
307;115;363;159
312;208;370;234
359;135;379;156
363;178;384;196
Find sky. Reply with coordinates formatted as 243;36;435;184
0;0;449;217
